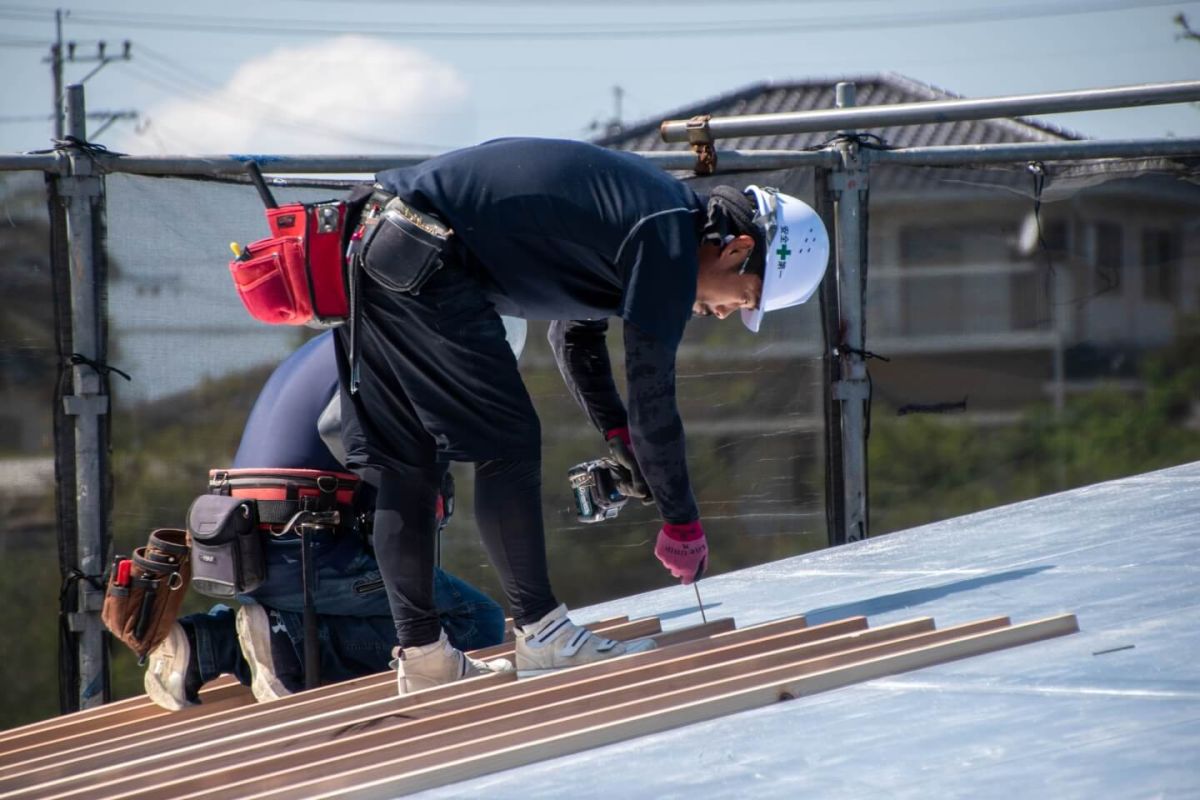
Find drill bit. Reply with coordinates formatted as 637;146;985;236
693;581;707;623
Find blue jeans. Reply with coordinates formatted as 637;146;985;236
183;530;505;689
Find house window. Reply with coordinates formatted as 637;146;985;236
1041;220;1071;259
1142;228;1178;302
899;226;963;267
897;222;1017;335
1094;221;1123;293
899;226;964;335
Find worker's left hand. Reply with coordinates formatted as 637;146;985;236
605;427;652;502
655;520;708;585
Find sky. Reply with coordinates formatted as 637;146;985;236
0;0;1198;160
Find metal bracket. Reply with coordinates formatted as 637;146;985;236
315;202;341;234
55;175;103;202
66;611;103;632
685;115;717;176
829;167;867;194
63;394;110;416
67;586;104;631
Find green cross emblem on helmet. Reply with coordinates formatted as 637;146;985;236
776;244;792;264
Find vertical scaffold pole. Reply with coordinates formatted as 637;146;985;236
829;81;870;545
60;83;109;709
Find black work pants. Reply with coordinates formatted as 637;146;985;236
335;258;559;647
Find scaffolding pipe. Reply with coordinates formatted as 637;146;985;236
661;80;1200;142
872;137;1200;165
0;150;838;176
634;150;841;170
0;153;66;172
4;139;1197;179
59;85;108;710
83;154;430;175
829;82;870;545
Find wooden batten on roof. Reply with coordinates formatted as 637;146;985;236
0;608;1077;799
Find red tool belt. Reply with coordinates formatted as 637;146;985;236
228;201;350;328
207;468;361;531
187;468;362;598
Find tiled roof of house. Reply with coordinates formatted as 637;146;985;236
594;73;1084;152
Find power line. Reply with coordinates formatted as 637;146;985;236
0;0;1183;40
290;0;894;4
0;36;47;47
0;114;53;123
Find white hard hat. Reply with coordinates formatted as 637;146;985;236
741;186;830;334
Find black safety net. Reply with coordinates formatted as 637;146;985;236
0;171;67;727
6;143;1196;728
860;156;1200;534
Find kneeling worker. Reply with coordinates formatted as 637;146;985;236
143;331;510;709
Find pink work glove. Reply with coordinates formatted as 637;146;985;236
654;520;708;585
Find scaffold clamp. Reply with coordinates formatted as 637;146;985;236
685;114;718;176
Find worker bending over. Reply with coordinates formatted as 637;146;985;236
339;137;828;692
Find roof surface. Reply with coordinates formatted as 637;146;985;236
419;460;1200;799
6;465;1194;797
595;72;1084;153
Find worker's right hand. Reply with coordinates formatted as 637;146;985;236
605;427;652;502
654;520;708;585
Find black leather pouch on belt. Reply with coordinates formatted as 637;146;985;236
187;494;266;598
360;196;454;295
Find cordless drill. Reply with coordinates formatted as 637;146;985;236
567;458;628;523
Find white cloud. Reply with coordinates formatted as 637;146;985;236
119;36;471;154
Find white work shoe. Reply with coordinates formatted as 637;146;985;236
236;604;301;703
515;604;656;675
144;623;197;711
394;631;514;695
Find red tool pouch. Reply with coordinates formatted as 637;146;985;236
228;200;350;328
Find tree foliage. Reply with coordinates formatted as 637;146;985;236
869;315;1200;534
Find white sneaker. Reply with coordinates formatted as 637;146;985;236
395;631;514;695
144;623;197;711
236;605;301;702
515;604;656;674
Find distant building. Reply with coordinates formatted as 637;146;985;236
596;73;1200;417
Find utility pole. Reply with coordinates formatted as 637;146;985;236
45;8;133;141
51;9;64;140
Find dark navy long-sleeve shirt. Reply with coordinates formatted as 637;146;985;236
233;332;342;472
377;139;703;523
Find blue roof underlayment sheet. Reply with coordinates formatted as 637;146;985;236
416;461;1200;799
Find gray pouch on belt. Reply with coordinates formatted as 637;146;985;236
361;196;454;295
